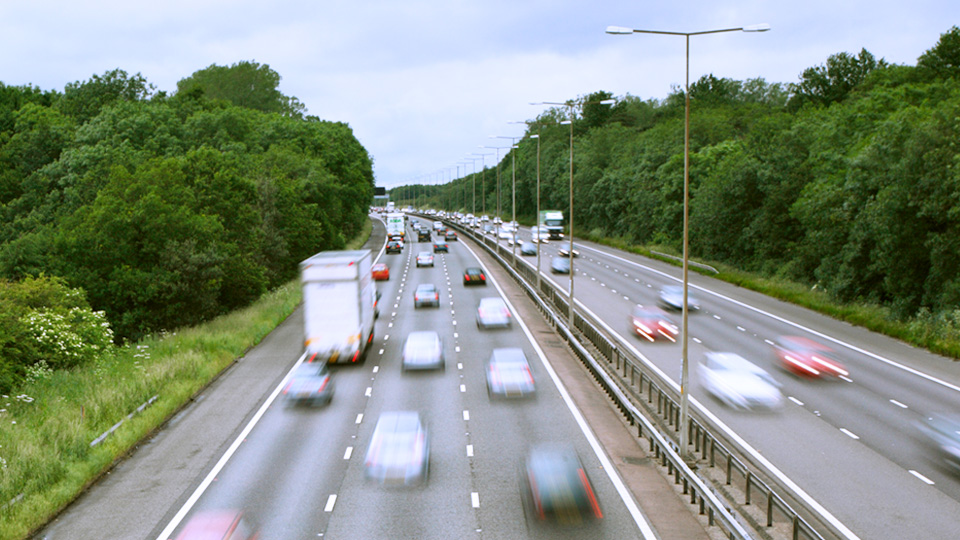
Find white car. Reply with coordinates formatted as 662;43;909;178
477;297;512;329
530;226;551;243
699;352;782;411
401;331;444;371
416;252;434;267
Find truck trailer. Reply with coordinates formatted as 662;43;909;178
300;250;375;364
385;212;405;239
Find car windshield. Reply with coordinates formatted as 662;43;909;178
416;285;436;294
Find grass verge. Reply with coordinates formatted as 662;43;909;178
0;219;372;540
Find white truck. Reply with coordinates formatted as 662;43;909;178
539;210;564;240
385;212;405;239
300;250;375;364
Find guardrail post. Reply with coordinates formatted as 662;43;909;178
745;471;752;505
767;491;774;527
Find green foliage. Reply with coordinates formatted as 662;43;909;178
56;69;153;124
788;49;886;110
918;26;960;80
177;60;306;118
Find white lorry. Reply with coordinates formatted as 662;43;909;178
385;212;405;239
300;250;375;364
539;210;564;240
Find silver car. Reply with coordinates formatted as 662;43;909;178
402;331;444;371
364;411;430;486
414;284;440;308
283;362;334;406
477;297;511;329
658;285;700;311
486;348;535;398
416;251;434;267
699;352;782;411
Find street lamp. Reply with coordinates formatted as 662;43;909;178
606;22;770;461
532;99;615;330
479;144;511;248
472;152;492;216
492;134;521;262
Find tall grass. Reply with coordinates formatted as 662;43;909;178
0;219;372;540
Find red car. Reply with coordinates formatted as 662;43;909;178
772;336;848;378
630;306;679;343
372;263;390;281
175;510;259;540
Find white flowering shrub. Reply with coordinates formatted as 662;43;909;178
19;308;115;369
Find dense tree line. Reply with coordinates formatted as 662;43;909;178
399;26;960;321
0;62;373;391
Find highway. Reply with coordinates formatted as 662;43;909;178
481;223;960;540
146;219;652;539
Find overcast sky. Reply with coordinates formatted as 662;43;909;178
2;1;956;189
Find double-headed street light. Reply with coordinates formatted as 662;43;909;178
606;22;770;461
491;134;521;262
471;151;492;215
532;99;615;330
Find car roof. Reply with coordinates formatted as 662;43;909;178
416;283;436;290
490;347;527;364
479;297;506;307
465;267;483;273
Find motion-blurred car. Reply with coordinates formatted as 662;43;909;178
175;510;260;540
630;306;679;342
486;348;535;398
477;297;511;329
444;230;458;241
550;257;570;274
522;445;603;524
658;285;700;311
498;229;515;242
483;225;495;235
772;336;848;379
916;413;960;469
416;251;434;267
414;284;440;308
283;361;334;406
417;229;431;242
699;352;783;411
433;242;448;253
462;267;487;286
371;263;390;281
433;221;443;230
558;245;580;258
530;226;551;243
401;331;444;371
364;411;430;486
386;240;403;254
519;241;537;256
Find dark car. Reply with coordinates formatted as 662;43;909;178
283;361;334;406
386;240;403;254
433;242;448;253
418;229;431;242
522;445;603;525
550;257;570;274
462;267;486;286
445;230;458;241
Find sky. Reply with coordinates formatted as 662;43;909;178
1;1;957;189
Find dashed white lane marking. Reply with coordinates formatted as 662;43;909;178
460;384;466;393
789;396;805;406
466;444;474;457
764;339;776;346
463;410;470;421
909;470;935;485
388;322;393;328
692;337;702;344
454;332;459;338
840;375;853;383
713;314;722;320
378;350;384;356
365;387;372;397
344;446;353;460
456;346;461;353
373;366;379;373
384;335;389;341
737;326;746;332
840;428;860;440
890;399;908;409
458;363;463;370
623;296;630;301
471;492;480;508
324;494;337;512
355;414;363;424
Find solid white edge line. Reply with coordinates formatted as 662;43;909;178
890;399;908;409
460;241;657;539
909;470;935;485
840;428;860;440
154;351;308;540
576;299;861;540
576;242;960;395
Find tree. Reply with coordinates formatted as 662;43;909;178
177;61;306;118
57;69;153;124
918;26;960;80
788;49;886;109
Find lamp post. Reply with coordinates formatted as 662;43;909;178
492;135;521;262
480;145;511;248
472;152;492;216
606;22;770;461
532;99;614;330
